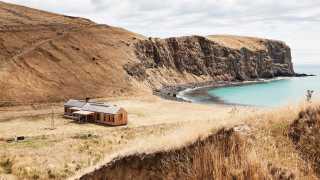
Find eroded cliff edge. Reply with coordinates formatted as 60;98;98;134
126;35;294;89
79;127;272;180
76;104;320;180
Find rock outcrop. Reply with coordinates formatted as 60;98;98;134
0;1;295;104
125;35;294;89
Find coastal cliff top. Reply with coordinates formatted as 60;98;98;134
0;1;292;104
207;35;275;51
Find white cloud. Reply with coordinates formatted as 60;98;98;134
2;0;320;64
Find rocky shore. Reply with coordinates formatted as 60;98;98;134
154;80;263;104
154;73;316;104
127;35;317;105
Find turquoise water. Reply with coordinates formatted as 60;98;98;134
207;65;320;107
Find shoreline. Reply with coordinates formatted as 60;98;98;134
153;74;314;106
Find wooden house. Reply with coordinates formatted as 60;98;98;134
64;100;128;126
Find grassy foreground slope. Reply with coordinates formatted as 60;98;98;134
1;97;320;179
0;97;244;179
77;101;320;180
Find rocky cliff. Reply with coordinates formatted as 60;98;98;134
125;35;294;89
0;2;295;104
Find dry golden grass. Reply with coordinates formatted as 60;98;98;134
0;0;147;104
75;99;320;179
1;97;319;179
243;100;320;179
0;96;252;180
0;121;180;180
77;125;270;180
206;34;285;51
207;35;267;51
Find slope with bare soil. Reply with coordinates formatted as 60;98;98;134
0;1;295;105
0;1;146;105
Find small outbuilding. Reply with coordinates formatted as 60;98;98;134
63;99;128;126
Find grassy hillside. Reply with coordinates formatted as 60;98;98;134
0;1;147;105
0;2;295;105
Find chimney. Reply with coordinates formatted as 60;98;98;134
85;97;90;103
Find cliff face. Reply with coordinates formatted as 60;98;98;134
125;35;294;89
0;2;295;104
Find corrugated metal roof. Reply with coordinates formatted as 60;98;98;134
64;100;122;114
70;107;82;111
73;110;94;115
82;103;121;114
64;99;87;108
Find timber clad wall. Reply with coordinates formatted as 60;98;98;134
64;100;128;126
64;107;80;116
93;109;128;126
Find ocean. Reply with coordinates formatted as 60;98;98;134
182;65;320;107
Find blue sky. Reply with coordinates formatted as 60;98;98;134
3;0;320;65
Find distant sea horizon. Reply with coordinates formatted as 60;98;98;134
294;64;320;75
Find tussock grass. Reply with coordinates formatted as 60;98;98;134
1;98;320;179
76;100;320;180
243;100;320;179
0;158;13;174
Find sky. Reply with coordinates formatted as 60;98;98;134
3;0;320;65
